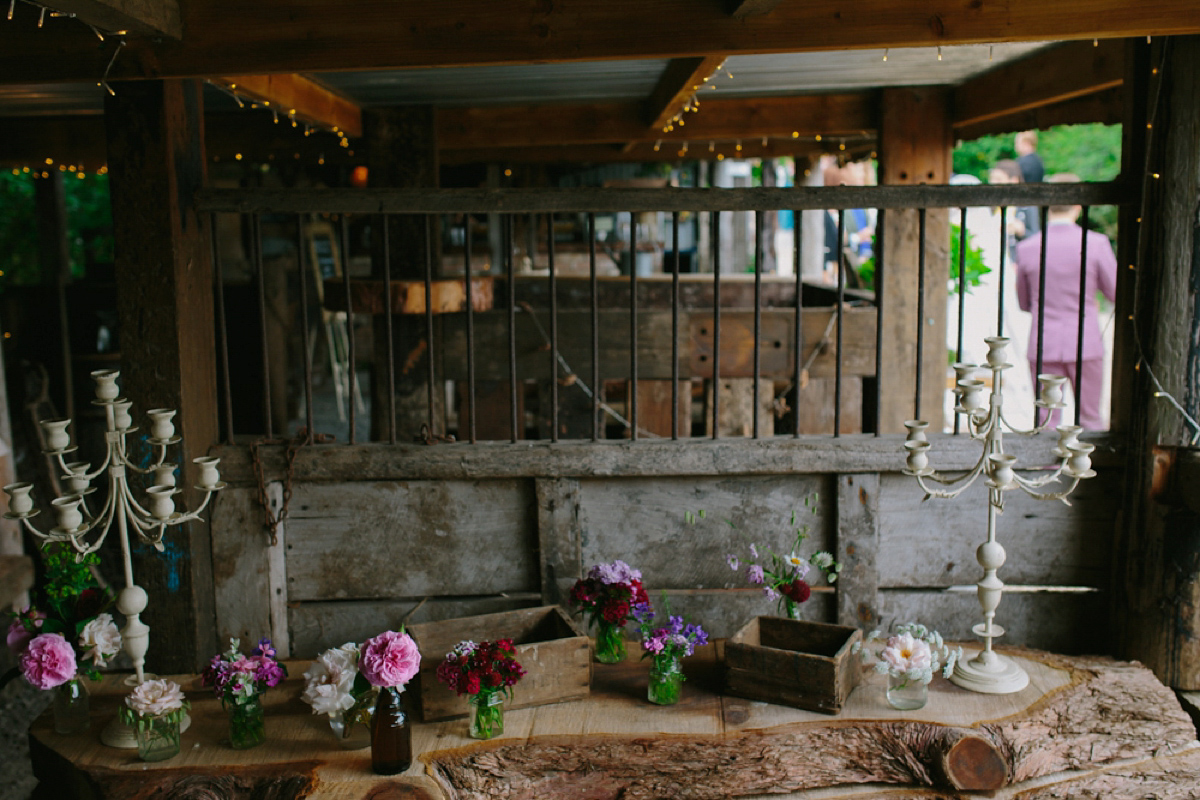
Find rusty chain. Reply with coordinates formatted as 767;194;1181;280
250;428;332;546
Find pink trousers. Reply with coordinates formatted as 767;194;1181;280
1030;358;1106;431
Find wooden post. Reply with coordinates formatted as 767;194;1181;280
1115;36;1200;689
877;88;951;434
104;79;218;672
364;107;441;441
836;473;880;629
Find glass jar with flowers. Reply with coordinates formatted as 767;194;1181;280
202;637;287;749
852;623;963;710
5;544;122;735
569;560;648;664
119;679;189;761
631;600;708;705
436;639;526;739
359;629;421;775
302;642;377;749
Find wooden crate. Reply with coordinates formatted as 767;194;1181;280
724;617;862;715
407;605;591;722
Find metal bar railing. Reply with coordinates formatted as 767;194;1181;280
253;213;273;438
997;207;1008;337
549;213;559;442
589;212;600;441
671;211;681;441
753;209;763;440
955;207;967;435
339;214;357;444
382;216;397;444
1035;206;1049;428
711;210;721;440
629;211;638;441
1075;206;1091;427
793;207;803;439
211;215;235;444
507;214;519;443
464;214;476;443
424;215;437;437
914;208;927;422
835;209;845;437
296;216;314;442
873;208;885;436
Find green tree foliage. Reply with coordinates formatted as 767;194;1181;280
0;172;40;286
856;224;989;295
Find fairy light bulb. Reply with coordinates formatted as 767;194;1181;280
883;48;888;62
937;46;943;61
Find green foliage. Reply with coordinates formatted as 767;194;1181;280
856;224;989;295
0;173;40;286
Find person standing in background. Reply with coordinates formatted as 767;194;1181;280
989;159;1039;262
1015;130;1045;184
1015;174;1117;430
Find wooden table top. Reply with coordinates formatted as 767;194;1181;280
28;644;1200;800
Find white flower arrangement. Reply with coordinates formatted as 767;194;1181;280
302;642;377;735
852;623;963;687
119;678;189;728
77;612;122;669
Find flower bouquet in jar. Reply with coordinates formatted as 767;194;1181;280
631;599;708;706
852;623;962;710
119;679;189;761
435;639;525;739
569;560;649;663
201;637;287;749
302;642;378;749
358;629;421;775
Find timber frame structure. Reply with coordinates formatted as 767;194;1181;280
1;3;1199;696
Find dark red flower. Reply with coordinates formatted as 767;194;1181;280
780;579;811;603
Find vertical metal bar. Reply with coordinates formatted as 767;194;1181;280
339;214;357;445
507;215;519;442
296;216;314;442
915;208;927;422
711;210;721;439
589;213;600;441
753;210;763;439
955;207;967;435
629;211;638;440
793;207;804;439
211;214;235;444
835;209;845;438
253;213;273;438
1075;206;1090;427
997;207;1007;336
382;216;397;444
424;216;436;437
671;211;681;440
464;214;476;443
548;213;559;442
874;209;885;436
1035;205;1049;427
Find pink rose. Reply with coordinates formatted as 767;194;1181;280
359;630;421;688
6;609;44;654
19;633;77;690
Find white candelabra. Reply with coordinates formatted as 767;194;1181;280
3;368;223;745
902;337;1095;694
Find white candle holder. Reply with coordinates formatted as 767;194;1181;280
3;369;222;747
902;337;1094;694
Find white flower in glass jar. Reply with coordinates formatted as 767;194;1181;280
126;678;187;717
302;642;359;716
880;632;933;681
78;613;122;668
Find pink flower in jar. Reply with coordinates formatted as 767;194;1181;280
19;633;77;690
359;630;421;688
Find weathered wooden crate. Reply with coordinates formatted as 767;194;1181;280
407;605;591;722
724;617;862;715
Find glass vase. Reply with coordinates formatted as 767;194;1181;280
53;678;90;735
370;686;411;775
783;600;802;620
886;672;929;710
329;708;372;750
468;691;504;740
227;695;266;749
135;713;182;762
593;620;626;664
647;656;684;705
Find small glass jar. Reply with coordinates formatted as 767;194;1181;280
135;713;182;762
468;691;505;740
593;620;626;664
886;672;929;710
227;694;266;749
329;707;372;750
53;678;90;735
647;656;684;705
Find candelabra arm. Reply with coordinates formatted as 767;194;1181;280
120;480;156;521
115;446;169;475
1015;475;1082;504
997;407;1055;437
1010;460;1070;489
916;468;984;499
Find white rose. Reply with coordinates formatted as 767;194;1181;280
126;678;186;716
78;613;122;668
302;643;358;716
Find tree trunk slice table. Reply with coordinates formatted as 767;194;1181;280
28;645;1200;800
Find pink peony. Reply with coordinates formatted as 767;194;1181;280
881;632;932;674
19;633;77;689
359;630;421;688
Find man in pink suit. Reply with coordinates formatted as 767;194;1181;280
1016;174;1117;430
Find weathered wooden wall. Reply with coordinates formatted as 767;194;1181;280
210;435;1119;660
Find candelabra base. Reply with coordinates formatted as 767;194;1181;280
101;712;192;749
950;649;1030;695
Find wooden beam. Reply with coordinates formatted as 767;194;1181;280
644;56;728;131
438;94;876;150
4;0;1199;84
727;0;787;19
955;88;1123;142
953;39;1125;129
47;0;181;38
217;74;363;138
441;138;873;166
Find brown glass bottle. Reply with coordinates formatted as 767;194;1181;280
370;686;412;775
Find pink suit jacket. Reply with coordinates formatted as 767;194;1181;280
1015;222;1117;364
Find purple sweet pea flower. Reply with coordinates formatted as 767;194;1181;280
747;564;765;585
726;554;739;570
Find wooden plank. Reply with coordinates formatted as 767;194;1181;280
537;379;596;440
194;181;1133;215
955;87;1123;142
213;432;1127;484
535;478;584;607
6;0;1200;83
705;377;776;437
442;137;864;166
726;0;786;18
791;375;864;434
457;380;522;442
836;473;880;628
105;78;218;673
642;56;728;131
635;379;690;438
48;0;181;38
216;74;363;138
210;487;276;649
284;480;538;601
877;469;1118;588
323;276;494;315
953;39;1125;129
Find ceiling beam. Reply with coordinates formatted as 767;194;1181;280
643;56;728;131
955;87;1123;141
438;94;876;151
44;0;181;38
442;138;874;166
218;74;363;138
1;1;1198;84
953;39;1124;129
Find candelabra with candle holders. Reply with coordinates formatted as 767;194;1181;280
902;336;1096;694
3;368;224;746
